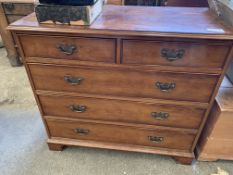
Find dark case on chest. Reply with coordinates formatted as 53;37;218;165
125;0;164;6
39;0;97;6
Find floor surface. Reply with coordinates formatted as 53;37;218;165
0;48;233;175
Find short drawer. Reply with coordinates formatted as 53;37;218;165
30;64;218;102
3;3;34;15
122;40;231;68
29;64;218;103
19;35;116;63
39;95;205;129
46;118;196;150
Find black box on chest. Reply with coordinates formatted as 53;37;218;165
39;0;98;6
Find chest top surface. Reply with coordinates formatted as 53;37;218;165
8;5;233;39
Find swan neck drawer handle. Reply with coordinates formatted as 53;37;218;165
74;128;89;135
151;112;169;120
161;48;185;61
155;81;176;92
148;136;164;143
70;105;87;113
56;43;77;55
64;76;83;85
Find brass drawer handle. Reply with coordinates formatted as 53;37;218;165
4;3;15;11
148;136;164;143
56;43;77;55
151;112;169;120
161;48;185;61
74;128;89;135
64;75;83;85
70;105;87;113
155;81;176;92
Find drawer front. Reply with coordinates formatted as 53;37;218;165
3;3;34;15
40;95;205;129
29;64;218;102
20;35;116;63
46;118;196;150
122;40;230;68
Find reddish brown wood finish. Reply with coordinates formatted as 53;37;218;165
122;39;231;68
173;156;194;165
28;64;218;103
47;142;65;151
8;5;233;165
20;35;116;63
8;6;233;40
46;117;196;150
39;94;205;129
47;138;194;158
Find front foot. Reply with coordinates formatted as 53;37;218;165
173;156;194;165
47;143;65;151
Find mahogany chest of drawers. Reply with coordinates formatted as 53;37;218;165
8;5;233;165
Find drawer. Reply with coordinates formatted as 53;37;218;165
19;35;116;63
3;3;34;15
6;15;25;24
122;40;231;68
29;64;218;103
39;95;205;129
46;118;196;150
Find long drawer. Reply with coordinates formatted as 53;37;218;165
19;35;116;63
46;118;196;150
39;95;205;129
122;39;231;68
29;64;218;103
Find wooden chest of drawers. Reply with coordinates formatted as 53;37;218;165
8;5;233;165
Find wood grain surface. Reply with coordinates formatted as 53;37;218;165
46;117;196;150
8;6;233;39
28;64;219;103
122;39;231;68
39;94;205;129
20;34;116;63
